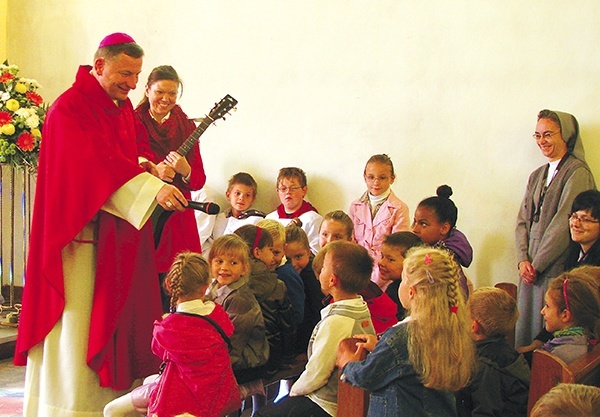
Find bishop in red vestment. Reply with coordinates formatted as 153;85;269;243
15;33;187;417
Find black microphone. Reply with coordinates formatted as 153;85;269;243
186;200;220;215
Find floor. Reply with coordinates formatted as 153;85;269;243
0;324;261;417
0;325;23;417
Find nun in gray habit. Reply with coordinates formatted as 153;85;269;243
515;109;596;347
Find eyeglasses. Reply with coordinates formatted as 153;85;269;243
365;175;391;183
276;186;303;193
532;131;559;141
568;212;600;225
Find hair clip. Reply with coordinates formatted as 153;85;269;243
426;269;435;284
424;253;433;265
563;278;571;311
450;305;458;314
252;226;263;251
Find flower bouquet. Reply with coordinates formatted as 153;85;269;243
0;61;47;173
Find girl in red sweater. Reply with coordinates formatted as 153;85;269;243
104;252;240;417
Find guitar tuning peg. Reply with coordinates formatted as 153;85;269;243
233;107;238;112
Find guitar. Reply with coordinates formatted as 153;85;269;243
174;94;237;157
151;94;238;247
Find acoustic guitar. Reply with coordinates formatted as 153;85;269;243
151;94;238;247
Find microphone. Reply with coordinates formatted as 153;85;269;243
186;200;220;215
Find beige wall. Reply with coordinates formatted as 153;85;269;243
6;0;600;287
0;0;6;59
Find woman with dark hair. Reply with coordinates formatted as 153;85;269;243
515;109;595;348
136;66;207;311
565;189;600;269
519;190;600;357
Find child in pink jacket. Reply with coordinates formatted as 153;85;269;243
349;154;410;287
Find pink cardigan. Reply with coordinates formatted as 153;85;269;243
349;190;410;261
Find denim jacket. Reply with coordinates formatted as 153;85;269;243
341;321;457;417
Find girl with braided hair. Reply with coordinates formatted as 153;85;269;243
104;251;240;417
337;247;475;417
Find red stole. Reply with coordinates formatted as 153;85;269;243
276;200;319;218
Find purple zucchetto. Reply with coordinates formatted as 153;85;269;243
98;32;136;48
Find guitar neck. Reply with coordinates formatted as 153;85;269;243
176;115;215;156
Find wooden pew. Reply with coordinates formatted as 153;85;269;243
527;343;600;416
259;353;308;406
337;338;370;417
494;282;518;348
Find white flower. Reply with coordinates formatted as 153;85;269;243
15;107;35;118
0;92;9;102
25;114;40;129
20;78;42;89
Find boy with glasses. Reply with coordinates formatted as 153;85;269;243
266;167;323;254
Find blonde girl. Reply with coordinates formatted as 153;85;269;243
337;247;475;417
105;252;240;417
205;234;270;385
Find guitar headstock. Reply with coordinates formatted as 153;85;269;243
207;94;237;122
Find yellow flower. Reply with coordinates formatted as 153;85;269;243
6;99;20;112
31;128;41;137
15;83;27;94
1;123;16;135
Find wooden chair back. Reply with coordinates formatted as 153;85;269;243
337;338;370;417
494;282;518;348
527;343;600;415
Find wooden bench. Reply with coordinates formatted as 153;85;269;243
337;338;369;417
260;353;308;405
494;282;518;348
527;343;600;416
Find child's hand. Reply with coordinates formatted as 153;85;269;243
353;333;378;352
516;339;543;354
336;338;364;369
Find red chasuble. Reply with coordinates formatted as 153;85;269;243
15;66;162;389
136;102;206;272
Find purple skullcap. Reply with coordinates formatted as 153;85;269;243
98;32;136;48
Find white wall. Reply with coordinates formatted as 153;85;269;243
6;0;600;287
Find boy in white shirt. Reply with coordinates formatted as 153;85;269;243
266;167;323;255
255;241;375;417
202;172;265;255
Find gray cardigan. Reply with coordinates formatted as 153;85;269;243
515;155;595;278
